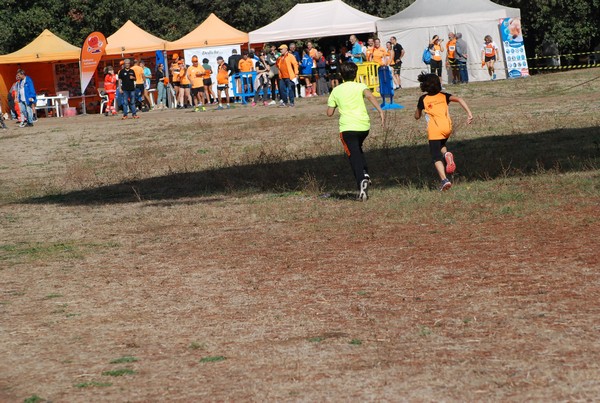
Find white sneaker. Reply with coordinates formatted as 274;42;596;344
268;100;276;105
358;179;369;201
19;121;26;128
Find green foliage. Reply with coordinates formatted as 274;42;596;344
102;368;136;376
0;0;598;61
109;356;138;364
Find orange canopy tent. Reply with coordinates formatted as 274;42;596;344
105;20;167;56
0;29;81;112
165;13;248;51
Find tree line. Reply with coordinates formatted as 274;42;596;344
1;0;598;59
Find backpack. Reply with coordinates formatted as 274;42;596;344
422;47;432;65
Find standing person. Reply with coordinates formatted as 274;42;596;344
276;44;299;107
326;46;340;89
414;73;473;191
16;69;36;127
390;36;405;89
117;59;138;119
140;60;153;110
326;62;384;202
227;49;242;101
238;50;255;103
315;50;328;96
178;60;193;108
202;58;216;104
455;32;469;84
299;49;314;97
131;59;145;110
155;63;167;109
446;32;460;85
266;45;280;105
481;35;501;80
215;56;231;110
8;78;21;121
428;35;444;83
170;53;181;105
289;43;302;97
346;34;364;64
187;55;206;112
253;50;270;106
103;65;118;115
369;38;388;65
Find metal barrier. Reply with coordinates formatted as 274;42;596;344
231;72;256;104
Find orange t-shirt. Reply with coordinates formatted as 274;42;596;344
217;65;229;85
371;46;388;65
131;65;144;84
238;58;254;73
171;62;181;83
417;92;453;140
446;39;457;59
179;66;190;85
432;44;443;61
187;65;205;88
483;43;497;57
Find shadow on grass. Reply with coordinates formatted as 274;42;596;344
24;126;600;205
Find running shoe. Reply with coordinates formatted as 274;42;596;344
492;73;497;80
226;104;231;109
364;173;372;185
278;103;287;108
132;115;140;119
251;102;256;107
444;152;456;174
440;178;452;191
216;105;224;110
268;100;276;105
194;106;200;112
358;179;369;201
121;116;128;120
19;121;27;127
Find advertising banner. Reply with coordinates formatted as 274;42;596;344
183;45;241;96
499;17;529;78
80;32;106;95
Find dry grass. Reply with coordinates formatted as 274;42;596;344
0;69;599;401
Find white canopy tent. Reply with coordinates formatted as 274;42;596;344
377;0;521;87
249;0;380;44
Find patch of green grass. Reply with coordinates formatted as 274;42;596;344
109;356;138;364
44;293;63;300
308;336;325;343
102;368;136;377
74;381;112;388
419;326;432;337
23;395;45;403
349;338;363;345
66;313;80;318
199;355;226;363
356;290;368;296
196;148;209;154
0;242;79;261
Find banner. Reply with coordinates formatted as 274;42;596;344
499;17;529;78
183;45;241;96
80;32;106;95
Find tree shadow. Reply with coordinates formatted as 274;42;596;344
24;126;600;205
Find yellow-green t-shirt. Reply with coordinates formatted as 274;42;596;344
327;81;370;132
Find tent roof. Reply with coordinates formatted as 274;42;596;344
105;20;166;55
377;0;520;31
0;29;80;64
166;13;248;51
249;0;380;44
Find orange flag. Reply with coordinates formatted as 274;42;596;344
80;32;106;95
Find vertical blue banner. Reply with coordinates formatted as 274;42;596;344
500;17;529;78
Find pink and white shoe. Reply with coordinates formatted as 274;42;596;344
444;152;456;174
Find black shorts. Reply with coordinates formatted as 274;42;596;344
393;62;402;74
172;82;180;87
485;55;496;62
217;84;229;90
328;72;340;80
448;58;458;66
430;60;443;77
429;138;448;163
191;87;204;97
180;84;190;89
203;78;212;86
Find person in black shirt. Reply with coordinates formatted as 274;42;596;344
117;58;138;119
326;46;340;89
390;36;405;89
227;49;242;101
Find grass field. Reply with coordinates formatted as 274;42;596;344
1;69;599;402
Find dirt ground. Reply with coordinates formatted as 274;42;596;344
1;74;600;401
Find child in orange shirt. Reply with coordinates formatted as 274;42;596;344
415;73;473;191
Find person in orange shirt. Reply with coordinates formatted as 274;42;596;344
446;32;460;85
131;59;146;110
103;65;117;115
276;44;299;107
238;51;255;102
481;35;501;80
428;35;444;83
187;55;206;112
202;58;215;104
370;38;388;66
215;56;230;110
415;73;473;191
170;53;181;104
365;37;375;63
178;60;193;108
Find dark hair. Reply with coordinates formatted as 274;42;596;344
418;73;442;94
340;62;358;82
202;58;209;63
242;50;249;56
217;56;224;61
